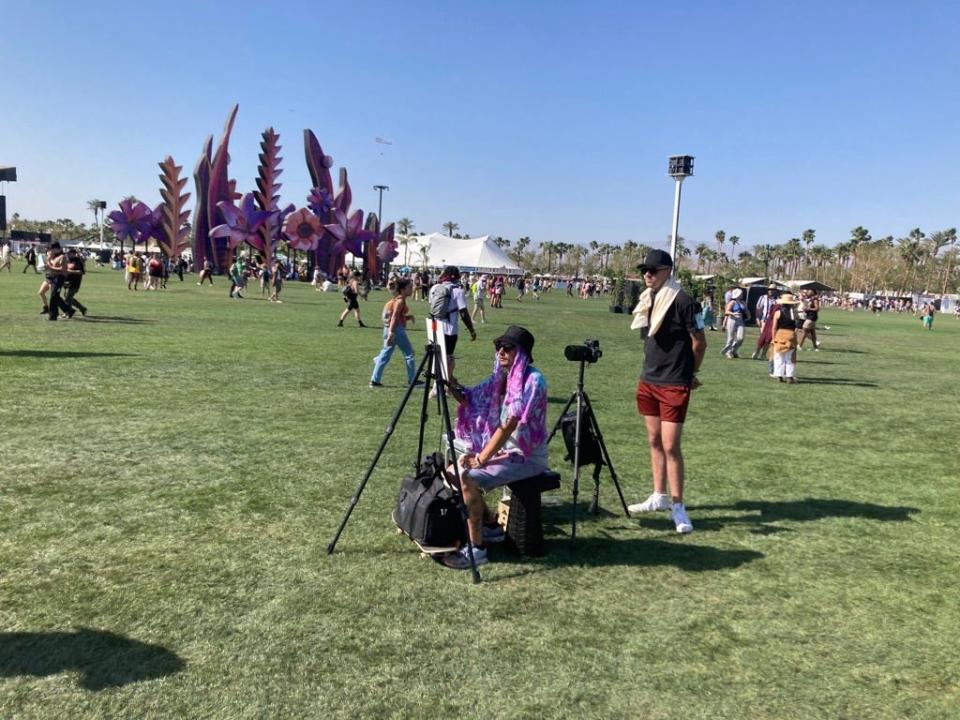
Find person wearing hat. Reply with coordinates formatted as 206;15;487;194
771;293;800;382
441;325;548;569
627;250;706;534
720;288;746;358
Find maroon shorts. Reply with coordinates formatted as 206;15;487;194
636;382;691;423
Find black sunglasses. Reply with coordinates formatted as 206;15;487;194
641;267;665;276
494;342;517;352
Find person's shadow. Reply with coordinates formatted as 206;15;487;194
536;535;764;572
671;498;918;533
0;628;185;691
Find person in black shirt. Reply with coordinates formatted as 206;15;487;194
45;242;75;321
23;245;39;273
626;250;706;533
64;248;88;316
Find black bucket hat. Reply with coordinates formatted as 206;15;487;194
637;249;673;273
493;325;535;362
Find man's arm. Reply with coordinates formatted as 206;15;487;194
464;417;520;468
690;329;706;389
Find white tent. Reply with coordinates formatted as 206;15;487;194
398;233;521;273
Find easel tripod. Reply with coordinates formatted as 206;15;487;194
547;357;630;543
326;330;483;583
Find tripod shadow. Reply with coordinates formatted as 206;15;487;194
0;628;185;691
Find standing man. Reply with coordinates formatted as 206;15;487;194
627;250;706;534
0;241;11;271
45;242;75;320
430;266;476;384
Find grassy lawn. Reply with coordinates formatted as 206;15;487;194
1;266;958;719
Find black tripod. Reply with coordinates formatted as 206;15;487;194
547;358;630;543
326;333;482;583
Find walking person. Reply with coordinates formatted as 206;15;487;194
370;278;416;387
268;259;284;303
752;284;778;360
798;289;822;350
771;293;800;382
197;258;213;285
626;250;706;534
429;266;477;385
127;252;142;290
471;274;488;325
23;244;39;273
720;288;746;358
228;254;246;298
0;242;11;272
44;242;75;321
63;247;88;316
920;301;935;330
337;271;366;327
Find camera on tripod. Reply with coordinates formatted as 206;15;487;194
564;339;602;364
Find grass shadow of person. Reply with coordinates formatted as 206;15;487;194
0;350;139;359
0;628;185;691
798;377;878;387
77;316;156;324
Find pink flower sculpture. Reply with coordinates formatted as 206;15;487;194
284;208;323;250
210;193;272;250
325;208;374;257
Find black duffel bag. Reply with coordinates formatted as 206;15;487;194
393;453;466;548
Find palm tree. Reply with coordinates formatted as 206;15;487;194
728;235;740;257
801;228;815;267
87;199;105;228
442;220;459;237
714;230;725;255
554;242;570;271
494;236;510;249
514;236;530;267
694;243;710;272
540;241;555;273
396;217;414;236
939;227;958;295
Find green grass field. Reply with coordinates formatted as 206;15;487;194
1;267;958;719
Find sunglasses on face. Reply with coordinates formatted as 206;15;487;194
495;342;517;353
641;267;664;276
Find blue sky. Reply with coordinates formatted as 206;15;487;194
2;0;957;251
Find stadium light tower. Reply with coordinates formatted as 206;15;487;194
373;184;389;226
0;166;17;243
667;155;694;274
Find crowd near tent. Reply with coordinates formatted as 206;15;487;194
399;233;521;274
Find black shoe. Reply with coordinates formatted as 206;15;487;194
358;321;367;328
336;321;344;327
369;381;384;388
40;307;49;315
79;306;88;317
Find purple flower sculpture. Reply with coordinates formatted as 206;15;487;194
325;208;374;257
210;193;272;250
108;199;154;245
307;187;334;217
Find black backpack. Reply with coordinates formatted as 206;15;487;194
560;409;604;467
393;453;466;548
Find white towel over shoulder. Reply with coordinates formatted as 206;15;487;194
631;278;682;337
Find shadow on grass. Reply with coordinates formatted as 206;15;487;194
827;348;868;354
799;377;878;387
79;315;156;324
0;628;185;691
0;350;139;359
494;537;763;574
690;498;919;533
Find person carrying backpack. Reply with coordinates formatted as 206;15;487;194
428;265;476;384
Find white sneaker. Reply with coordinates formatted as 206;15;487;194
671;503;693;534
628;492;671;514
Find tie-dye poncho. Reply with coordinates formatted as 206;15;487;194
455;349;548;458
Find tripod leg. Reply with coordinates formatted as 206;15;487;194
434;348;482;584
570;388;586;545
326;347;433;555
583;395;631;517
414;345;436;472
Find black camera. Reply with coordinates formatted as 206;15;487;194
564;339;602;364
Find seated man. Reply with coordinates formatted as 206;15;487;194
443;325;549;569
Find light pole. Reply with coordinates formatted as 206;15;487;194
667;155;694;274
97;200;107;249
373;184;389;227
0;166;17;245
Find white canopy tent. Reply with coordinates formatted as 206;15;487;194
398;233;521;274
